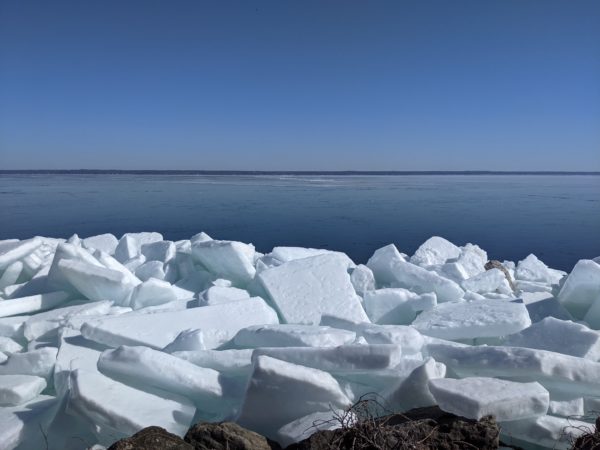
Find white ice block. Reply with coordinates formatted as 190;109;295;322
548;395;584;417
114;232;163;263
353;324;424;355
67;369;195;441
141;240;176;263
59;259;135;306
389;260;464;302
47;242;104;291
0;337;22;354
428;377;549;421
0;316;29;339
557;259;600;319
258;253;369;325
0;237;42;271
81;297;279;349
270;247;354;266
192;240;256;285
0;395;57;450
129;278;178;309
173;349;253;376
93;251;142;288
363;288;436;325
163;329;206;353
82;234;119;255
350;264;376;296
461;269;510;294
233;324;356;348
410;236;461;267
456;243;488;278
0;291;71;318
584;299;600;330
413;299;531;340
500;415;591;450
0;374;47;406
237;355;351;438
515;254;565;285
134;260;166;281
0;347;58;379
202;285;250;306
366;244;406;287
504;317;600;361
427;343;600;396
98;345;223;405
0;261;23;290
276;409;345;447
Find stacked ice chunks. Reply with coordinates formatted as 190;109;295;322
0;233;598;450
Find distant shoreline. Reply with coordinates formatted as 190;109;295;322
1;170;599;176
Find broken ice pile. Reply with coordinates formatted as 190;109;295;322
0;233;598;450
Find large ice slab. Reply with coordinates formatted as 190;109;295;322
232;324;356;348
349;264;376;295
0;347;58;379
388;259;464;302
363;288;436;324
201;285;250;306
173;349;253;376
258;253;368;325
0;237;42;271
461;268;511;294
67;369;195;442
412;299;531;340
192;240;256;285
429;377;549;421
81;297;279;349
47;242;104;291
428;343;600;395
82;234;119;255
0;395;57;450
0;261;23;291
515;254;565;285
366;244;406;286
236;355;351;438
0;374;47;406
129;278;178;309
270;247;354;266
0;291;71;318
141;240;176;263
504;317;600;361
557;259;600;319
410;236;461;267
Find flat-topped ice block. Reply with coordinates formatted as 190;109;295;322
236;355;351;439
0;374;47;406
270;246;354;266
388;259;464;302
429;377;549;421
428;343;600;396
81;297;279;349
67;369;195;442
0;291;71;318
0;347;58;379
504;317;600;361
233;324;356;348
202;285;250;306
412;299;531;340
410;236;461;267
192;239;256;285
557;259;600;319
82;233;119;255
258;253;368;325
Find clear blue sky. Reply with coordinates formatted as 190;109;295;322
1;0;599;170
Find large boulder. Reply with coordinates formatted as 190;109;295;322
108;426;193;450
184;422;280;450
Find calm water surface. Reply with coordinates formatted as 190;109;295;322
1;174;599;271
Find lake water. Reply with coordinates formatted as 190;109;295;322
1;174;599;271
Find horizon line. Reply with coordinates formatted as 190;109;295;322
1;169;600;176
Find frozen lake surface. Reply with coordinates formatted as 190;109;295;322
1;173;599;271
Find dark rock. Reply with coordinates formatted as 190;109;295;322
286;406;500;450
570;416;600;450
108;426;193;450
184;421;281;450
485;259;516;292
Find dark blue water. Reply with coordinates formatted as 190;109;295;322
1;174;598;271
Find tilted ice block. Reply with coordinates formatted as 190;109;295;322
191;231;212;244
163;329;206;353
438;261;470;283
500;415;592;450
457;243;487;277
363;288;435;325
366;244;406;287
0;291;71;318
584;298;600;330
173;349;253;376
0;337;22;354
23;300;112;341
135;260;166;281
0;347;58;379
81;297;279;349
515;254;565;285
94;251;142;287
141;240;176;263
82;233;119;255
233;324;356;348
201;285;250;306
123;254;146;272
428;377;549;421
236;355;351;438
0;395;57;450
67;369;195;441
382;357;446;412
0;374;47;406
388;260;464;302
175;270;214;295
504;317;600;361
129;278;178;309
192;239;256;285
427;344;600;396
461;268;508;294
557;259;600;319
59;259;136;306
276;409;346;447
350;264;376;296
0;237;42;271
47;242;104;291
253;344;403;373
410;236;461;267
98;345;223;405
258;253;369;325
522;292;573;323
412;300;531;340
270;247;354;267
0;261;23;290
0;316;29;339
